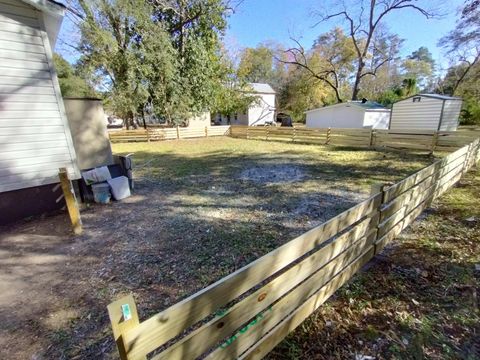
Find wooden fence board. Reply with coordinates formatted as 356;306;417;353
208;246;375;360
120;194;381;358
154;224;378;360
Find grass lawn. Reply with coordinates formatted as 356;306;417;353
268;168;480;360
0;137;438;360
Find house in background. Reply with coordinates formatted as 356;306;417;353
305;100;390;129
0;0;80;224
214;83;276;126
389;94;463;131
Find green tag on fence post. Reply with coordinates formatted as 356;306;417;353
121;304;132;321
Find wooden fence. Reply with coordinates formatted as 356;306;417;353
230;126;480;153
108;125;231;143
107;137;480;360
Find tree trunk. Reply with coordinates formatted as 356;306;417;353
351;60;365;100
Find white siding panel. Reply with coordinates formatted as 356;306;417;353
0;93;56;102
0;5;80;193
0;59;49;71
0;75;53;86
0;2;38;18
390;96;442;130
0;12;39;28
0;110;60;118
0;39;45;53
0;132;68;143
1;146;69;160
0;125;64;134
0;101;59;111
0;49;47;62
0;84;55;95
1;139;68;151
439;100;462;131
0;29;42;44
306;105;364;128
363;111;390;129
0;67;51;79
0;21;41;35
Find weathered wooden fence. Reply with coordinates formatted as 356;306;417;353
230;126;480;153
108;125;231;143
107;137;480;360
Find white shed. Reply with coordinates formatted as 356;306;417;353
0;0;80;223
214;83;276;126
305;101;390;129
389;94;463;131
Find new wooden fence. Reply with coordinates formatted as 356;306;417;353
109;125;231;143
230;126;480;153
107;137;480;360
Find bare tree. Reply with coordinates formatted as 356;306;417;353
282;0;437;101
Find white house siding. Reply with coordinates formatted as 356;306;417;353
390;96;443;131
0;0;79;193
306;105;365;129
247;93;275;126
439;100;462;131
363;110;390;129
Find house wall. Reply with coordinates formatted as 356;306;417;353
306;105;364;128
439;100;462;131
247;93;275;126
0;0;79;194
363;110;390;129
63;98;113;170
187;112;211;128
390;96;442;131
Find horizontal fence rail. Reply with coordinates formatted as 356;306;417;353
230;126;480;153
108;137;480;360
109;126;231;143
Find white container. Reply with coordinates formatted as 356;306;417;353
107;176;131;200
92;182;111;204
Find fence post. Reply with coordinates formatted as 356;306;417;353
176;125;180;139
58;168;82;235
292;127;296;142
373;183;388;256
107;294;144;360
205;126;208;137
326;127;331;145
430;131;438;154
266;126;270;141
147;129;151;143
247;126;250;140
369;129;375;148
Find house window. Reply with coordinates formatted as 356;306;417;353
413;96;421;103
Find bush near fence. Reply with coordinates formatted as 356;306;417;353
108;126;231;143
107;137;480;360
230;126;480;153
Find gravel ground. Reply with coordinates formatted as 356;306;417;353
0;137;434;359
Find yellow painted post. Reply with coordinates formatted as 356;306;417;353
58;168;82;235
107;294;145;360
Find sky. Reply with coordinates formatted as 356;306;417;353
57;0;465;69
223;0;465;68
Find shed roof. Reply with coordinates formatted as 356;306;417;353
248;83;276;94
406;94;462;101
305;101;389;114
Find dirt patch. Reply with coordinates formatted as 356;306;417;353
239;164;306;184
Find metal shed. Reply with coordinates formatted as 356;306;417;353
389;94;463;131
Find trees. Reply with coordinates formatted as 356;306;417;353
75;0;236;125
282;0;436;101
438;0;480;124
401;46;435;89
54;54;97;98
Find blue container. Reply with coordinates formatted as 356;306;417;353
92;183;111;204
